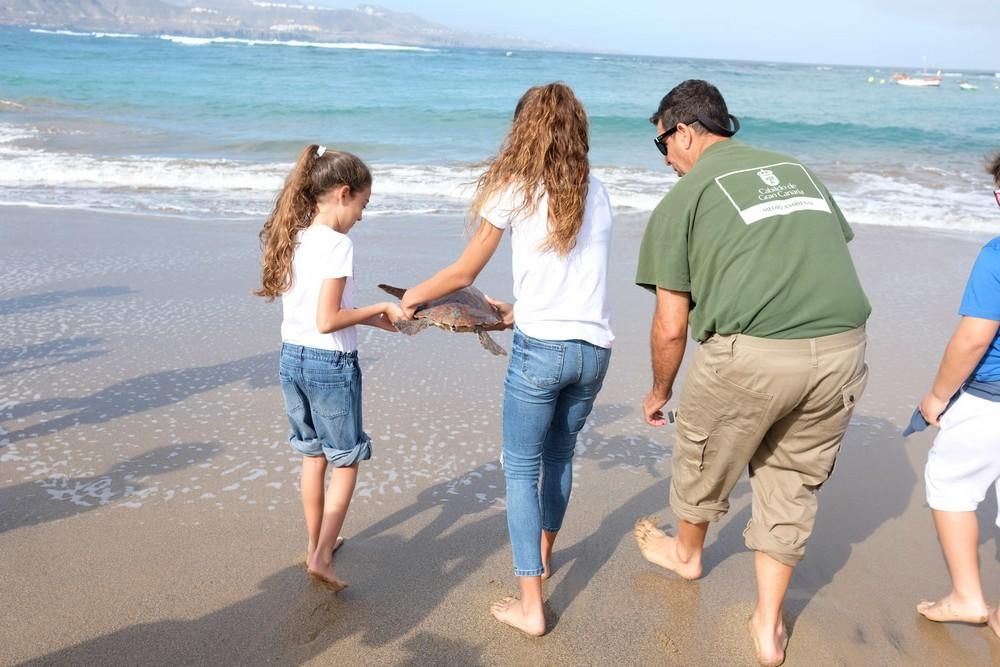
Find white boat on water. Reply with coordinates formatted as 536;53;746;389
892;70;942;88
895;76;941;88
959;81;978;91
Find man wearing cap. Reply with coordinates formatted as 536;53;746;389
633;79;871;666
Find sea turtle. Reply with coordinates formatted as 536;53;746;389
378;283;508;356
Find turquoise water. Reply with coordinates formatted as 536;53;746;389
3;27;1000;230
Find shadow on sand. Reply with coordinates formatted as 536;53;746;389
18;564;488;667
1;352;276;446
0;336;109;378
0;443;220;534
0;286;136;316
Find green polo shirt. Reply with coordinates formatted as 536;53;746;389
636;141;871;342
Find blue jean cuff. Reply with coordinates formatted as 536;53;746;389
325;434;372;467
513;567;545;577
288;436;323;457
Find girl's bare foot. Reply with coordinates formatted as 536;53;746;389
490;596;545;636
748;615;788;667
306;536;345;564
306;560;348;591
308;570;348;591
633;516;702;580
306;542;348;592
916;595;989;624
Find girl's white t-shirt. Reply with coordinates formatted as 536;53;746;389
479;174;614;348
281;225;358;352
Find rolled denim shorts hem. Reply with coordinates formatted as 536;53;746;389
288;434;372;466
513;567;545;577
326;435;372;467
288;436;325;458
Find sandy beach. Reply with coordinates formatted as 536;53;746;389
2;205;999;666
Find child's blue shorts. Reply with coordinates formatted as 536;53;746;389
278;343;371;466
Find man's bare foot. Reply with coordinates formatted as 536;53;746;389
490;596;545;636
748;615;788;667
633;516;702;580
917;595;989;624
988;607;1000;639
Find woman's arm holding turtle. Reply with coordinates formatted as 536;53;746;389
400;220;504;319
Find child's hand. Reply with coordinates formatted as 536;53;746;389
383;302;405;325
371;312;398;332
918;391;948;427
484;295;514;330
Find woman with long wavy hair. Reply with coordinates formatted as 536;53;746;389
400;82;614;635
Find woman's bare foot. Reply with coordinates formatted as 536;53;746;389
988;607;1000;638
633;516;702;580
916;595;989;624
748;615;788;667
490;596;545;636
541;530;557;581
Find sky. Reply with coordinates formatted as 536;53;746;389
343;0;999;71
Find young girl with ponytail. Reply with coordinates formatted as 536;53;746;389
256;145;401;590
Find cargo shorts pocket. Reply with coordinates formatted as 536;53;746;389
841;363;869;411
675;417;711;473
678;350;773;438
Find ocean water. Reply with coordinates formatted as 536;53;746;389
2;26;1000;232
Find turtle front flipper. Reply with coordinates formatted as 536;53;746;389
378;284;407;299
477;331;507;356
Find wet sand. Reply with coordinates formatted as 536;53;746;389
1;205;999;666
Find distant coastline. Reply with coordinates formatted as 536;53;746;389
1;0;544;50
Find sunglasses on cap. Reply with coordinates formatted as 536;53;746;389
654;113;741;156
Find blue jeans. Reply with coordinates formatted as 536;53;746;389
503;328;611;576
279;343;371;466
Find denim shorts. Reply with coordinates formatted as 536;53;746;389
278;343;371;466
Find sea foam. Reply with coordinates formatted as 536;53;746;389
157;34;434;51
0;121;996;232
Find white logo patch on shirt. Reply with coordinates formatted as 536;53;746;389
715;162;831;225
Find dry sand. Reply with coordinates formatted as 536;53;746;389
1;206;999;666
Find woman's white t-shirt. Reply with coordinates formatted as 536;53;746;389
281;225;358;352
479;174;614;348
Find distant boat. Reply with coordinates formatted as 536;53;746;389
892;71;942;88
959;81;978;91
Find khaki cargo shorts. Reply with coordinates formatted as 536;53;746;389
669;327;868;567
